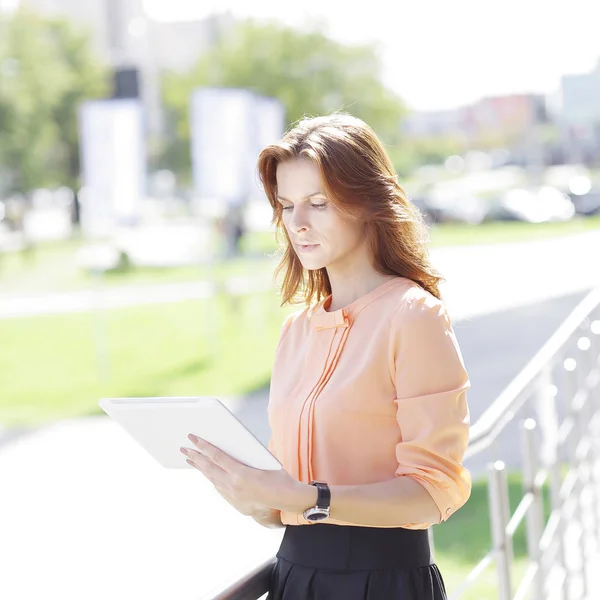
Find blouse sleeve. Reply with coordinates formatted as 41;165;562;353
389;290;472;524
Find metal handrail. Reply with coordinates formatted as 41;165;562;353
210;284;600;600
209;558;276;600
466;284;600;458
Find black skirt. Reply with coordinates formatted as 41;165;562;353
267;524;447;600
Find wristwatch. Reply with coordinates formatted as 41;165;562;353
302;481;331;523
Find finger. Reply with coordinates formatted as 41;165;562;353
182;449;227;482
187;435;245;473
181;446;224;470
185;458;219;485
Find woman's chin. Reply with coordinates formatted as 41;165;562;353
298;257;327;271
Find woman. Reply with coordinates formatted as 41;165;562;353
181;113;471;599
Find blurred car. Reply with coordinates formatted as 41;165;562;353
485;186;575;223
568;188;600;216
416;192;489;225
409;195;437;225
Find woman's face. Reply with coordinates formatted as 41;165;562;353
275;157;366;272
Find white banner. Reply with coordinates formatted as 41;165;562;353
78;99;146;238
190;88;285;204
248;93;286;198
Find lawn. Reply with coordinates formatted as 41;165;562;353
429;214;600;246
0;292;291;428
434;469;553;600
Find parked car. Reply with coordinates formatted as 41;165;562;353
418;191;489;225
409;195;437;225
568;188;600;216
486;186;575;223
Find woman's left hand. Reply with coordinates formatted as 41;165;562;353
180;434;311;516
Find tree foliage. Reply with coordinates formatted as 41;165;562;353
160;19;407;179
0;9;109;195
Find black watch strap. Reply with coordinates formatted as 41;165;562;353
310;481;331;509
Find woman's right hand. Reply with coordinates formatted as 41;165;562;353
214;484;282;527
213;483;262;516
250;507;284;529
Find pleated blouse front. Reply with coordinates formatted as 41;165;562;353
267;276;472;529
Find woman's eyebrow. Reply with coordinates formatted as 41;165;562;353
276;192;324;202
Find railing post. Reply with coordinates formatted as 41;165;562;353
565;356;587;599
488;460;512;600
548;457;569;600
577;334;597;527
428;526;435;561
589;319;600;544
521;419;545;600
534;366;560;468
576;329;600;598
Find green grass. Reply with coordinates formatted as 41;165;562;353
0;292;293;428
429;214;600;247
435;470;553;600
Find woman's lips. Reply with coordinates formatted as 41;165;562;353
296;243;320;253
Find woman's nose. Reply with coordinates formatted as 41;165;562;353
288;209;309;234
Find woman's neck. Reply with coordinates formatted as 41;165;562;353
326;269;397;312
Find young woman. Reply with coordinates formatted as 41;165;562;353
181;113;471;599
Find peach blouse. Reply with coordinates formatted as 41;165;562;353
267;277;471;529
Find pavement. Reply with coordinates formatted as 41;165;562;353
0;409;284;600
1;230;600;600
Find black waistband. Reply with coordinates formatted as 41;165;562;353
277;524;434;570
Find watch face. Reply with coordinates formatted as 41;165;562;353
306;510;329;522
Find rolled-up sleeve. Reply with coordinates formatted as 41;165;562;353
390;291;472;524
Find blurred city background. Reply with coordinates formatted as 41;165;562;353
1;1;600;599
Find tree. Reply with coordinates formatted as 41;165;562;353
0;9;109;196
160;18;407;180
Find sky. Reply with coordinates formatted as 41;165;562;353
2;0;598;110
143;0;600;111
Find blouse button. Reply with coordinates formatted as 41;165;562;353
446;507;453;515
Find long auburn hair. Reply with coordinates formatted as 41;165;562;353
257;112;443;306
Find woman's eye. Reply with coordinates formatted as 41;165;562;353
311;203;327;209
281;206;293;211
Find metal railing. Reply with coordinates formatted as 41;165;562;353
209;284;600;600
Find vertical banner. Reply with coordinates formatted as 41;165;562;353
190;88;255;203
248;94;286;198
190;88;285;204
78;99;146;238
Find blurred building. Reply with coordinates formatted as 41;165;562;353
462;94;546;138
463;94;548;165
20;0;234;137
403;93;550;166
559;59;600;164
401;108;466;139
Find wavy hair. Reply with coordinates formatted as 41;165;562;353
257;112;443;306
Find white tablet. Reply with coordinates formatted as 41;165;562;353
98;396;282;471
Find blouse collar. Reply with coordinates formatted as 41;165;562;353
309;277;405;331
